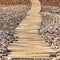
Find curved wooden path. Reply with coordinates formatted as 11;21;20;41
8;0;55;58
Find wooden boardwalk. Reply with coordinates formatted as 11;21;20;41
8;0;55;58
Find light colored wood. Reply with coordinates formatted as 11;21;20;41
8;0;55;58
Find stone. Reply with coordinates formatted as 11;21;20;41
0;5;30;54
39;0;60;13
39;11;60;57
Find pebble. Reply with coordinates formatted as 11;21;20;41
39;10;60;55
41;6;60;13
0;5;29;54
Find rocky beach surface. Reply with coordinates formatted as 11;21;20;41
39;5;60;60
0;5;30;54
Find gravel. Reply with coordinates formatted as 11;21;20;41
0;5;30;54
39;6;60;57
40;11;60;47
41;6;60;14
